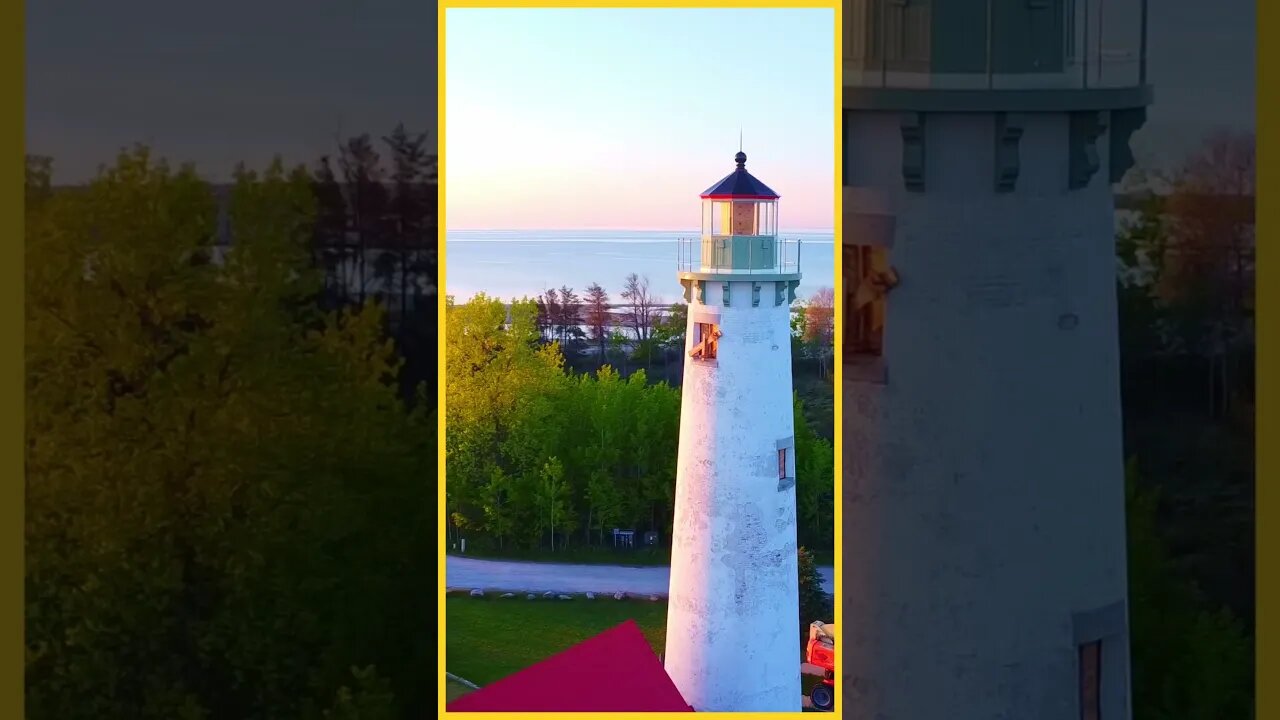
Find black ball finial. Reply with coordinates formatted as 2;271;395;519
734;151;747;169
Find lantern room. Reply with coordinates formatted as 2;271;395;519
698;151;780;271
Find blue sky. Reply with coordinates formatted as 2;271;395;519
444;8;836;232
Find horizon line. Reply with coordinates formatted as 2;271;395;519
446;226;836;234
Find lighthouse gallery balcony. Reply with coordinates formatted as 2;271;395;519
677;235;802;277
843;0;1152;112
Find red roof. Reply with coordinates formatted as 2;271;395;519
446;620;693;713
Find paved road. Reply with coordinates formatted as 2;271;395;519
447;556;835;596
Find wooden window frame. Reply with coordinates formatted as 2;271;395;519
842;189;896;384
690;321;720;362
843;242;895;383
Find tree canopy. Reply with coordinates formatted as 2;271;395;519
26;149;435;720
444;293;835;556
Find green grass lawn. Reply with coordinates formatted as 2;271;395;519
445;595;669;686
445;596;825;698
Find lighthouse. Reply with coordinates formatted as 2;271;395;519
664;151;803;712
842;2;1151;719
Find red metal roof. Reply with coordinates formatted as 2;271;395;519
446;620;693;713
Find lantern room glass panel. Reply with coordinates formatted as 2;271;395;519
701;198;777;238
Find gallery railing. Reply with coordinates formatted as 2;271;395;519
677;236;801;275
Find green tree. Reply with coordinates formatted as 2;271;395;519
25;148;434;719
797;547;832;637
1126;458;1252;720
652;302;687;383
793;395;835;553
533;457;574;551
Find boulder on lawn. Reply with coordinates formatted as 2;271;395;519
499;592;515;599
557;594;572;600
542;591;555;599
525;593;537;600
469;589;484;598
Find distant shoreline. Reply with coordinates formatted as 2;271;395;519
443;232;838;303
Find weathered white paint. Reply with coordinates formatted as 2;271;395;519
665;278;802;712
842;111;1132;719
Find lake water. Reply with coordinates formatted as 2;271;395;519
445;229;836;304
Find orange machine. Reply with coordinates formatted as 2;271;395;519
806;621;836;711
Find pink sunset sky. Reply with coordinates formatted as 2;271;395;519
443;8;835;232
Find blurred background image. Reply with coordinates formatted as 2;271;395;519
26;2;439;718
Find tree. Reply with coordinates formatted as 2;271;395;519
797;548;832;639
533;457;574;551
311;155;350;309
608;330;630;376
652;303;688;384
558;285;583;351
382;123;437;329
338;134;389;304
793;395;834;552
1157;131;1256;418
790;301;809;357
535;288;560;343
620;273;658;342
25;148;436;719
583;283;611;366
1126;459;1252;720
802;288;836;380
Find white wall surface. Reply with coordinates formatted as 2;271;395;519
665;279;802;712
842;110;1132;719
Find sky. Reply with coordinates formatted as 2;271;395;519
443;8;835;232
27;0;1254;191
25;0;438;183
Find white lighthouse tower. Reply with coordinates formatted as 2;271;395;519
842;2;1151;719
664;151;803;712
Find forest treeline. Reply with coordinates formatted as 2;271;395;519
26;141;439;720
1115;130;1255;718
443;292;837;556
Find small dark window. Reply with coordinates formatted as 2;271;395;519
1079;641;1101;720
778;448;788;479
690;322;720;361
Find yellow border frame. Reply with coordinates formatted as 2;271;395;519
436;2;843;717
1257;2;1276;718
4;1;22;718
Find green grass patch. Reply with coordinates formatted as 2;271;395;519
446;596;824;695
445;596;669;686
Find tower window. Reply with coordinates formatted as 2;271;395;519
1079;641;1101;720
775;436;796;490
845;244;897;358
690;322;721;361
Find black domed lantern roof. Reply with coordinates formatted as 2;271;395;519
699;151;780;200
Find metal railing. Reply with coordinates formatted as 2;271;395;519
676;236;802;275
843;0;1149;91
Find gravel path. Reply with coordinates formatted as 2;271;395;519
447;556;834;596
